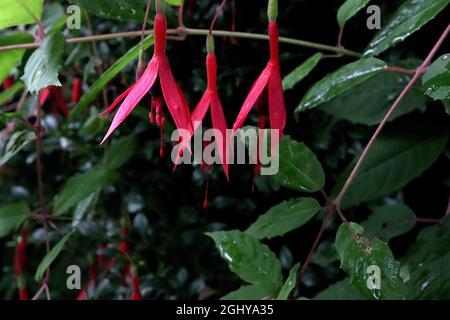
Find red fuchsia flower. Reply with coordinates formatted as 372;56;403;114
76;260;98;300
2;76;15;90
130;268;143;300
14;227;28;300
191;35;229;179
71;78;82;103
39;86;69;117
101;1;193;156
232;0;286;137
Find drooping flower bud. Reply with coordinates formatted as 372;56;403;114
206;34;215;54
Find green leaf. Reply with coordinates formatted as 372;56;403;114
0;202;29;237
21;32;66;95
35;231;74;282
277;263;300;300
221;285;272;300
364;0;450;56
401;217;450;299
41;3;67;35
104;135;136;170
206;230;283;295
282;53;322;90
362;204;416;242
0;130;36;166
0;0;44;30
313;278;364;300
337;0;371;27
273;136;325;192
444;99;450;115
0;81;25;106
318;60;427;125
295;58;386;113
0;33;32;83
69;36;154;119
166;0;182;6
68;0;149;21
422;54;450;101
53;169;118;215
335;223;405;299
245;198;320;240
333;121;448;208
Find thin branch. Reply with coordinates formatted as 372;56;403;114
335;23;450;207
416;217;442;224
385;65;417;75
293;206;336;295
0;28;362;58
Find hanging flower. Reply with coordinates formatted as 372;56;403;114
101;0;192;155
39;86;69;117
191;35;229;179
232;0;286;136
71;78;82;103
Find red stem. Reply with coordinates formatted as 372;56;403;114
335;23;450;207
209;0;227;34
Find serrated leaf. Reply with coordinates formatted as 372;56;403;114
313;278;364;300
0;0;44;30
35;231;74;282
318;60;427;125
283;53;322;90
333;121;448;209
422;54;450;101
277;263;300;300
362;204;416;242
70;36;154;119
21;32;65;95
335;223;405;299
0;130;36;166
0;202;29;237
206;230;283;294
221;285;272;300
53;169;118;215
103;135;136;170
364;0;450;56
245;198;320;240
0;33;32;83
337;0;371;27
296;58;386;113
273;136;325;192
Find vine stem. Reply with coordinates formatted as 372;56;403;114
293;205;336;295
334;23;450;207
0;27;362;57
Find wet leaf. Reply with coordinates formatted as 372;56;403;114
296;58;386;113
283;53;322;90
364;0;450;56
245;197;320;239
207;230;283;294
337;0;371;27
273;136;325;192
277;263;300;300
422;54;450;101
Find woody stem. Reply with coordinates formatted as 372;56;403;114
0;27;362;57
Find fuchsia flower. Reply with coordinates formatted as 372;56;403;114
191;36;229;179
101;6;193;150
232;21;286;136
39;86;69;117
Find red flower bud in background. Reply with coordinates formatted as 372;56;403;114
71;78;82;103
39;86;69;117
2;76;15;90
129;267;143;300
14;228;28;300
